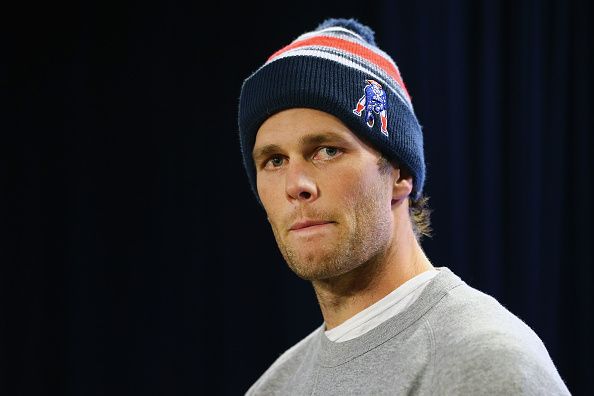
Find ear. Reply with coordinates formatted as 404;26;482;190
391;165;414;202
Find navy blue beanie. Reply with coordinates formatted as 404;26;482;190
238;18;425;200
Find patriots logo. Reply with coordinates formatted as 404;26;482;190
352;79;389;136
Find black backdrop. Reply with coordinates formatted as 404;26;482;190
4;0;592;394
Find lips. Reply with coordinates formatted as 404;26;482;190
289;219;333;231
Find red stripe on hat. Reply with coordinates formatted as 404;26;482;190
268;35;411;102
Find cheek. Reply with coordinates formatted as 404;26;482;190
334;167;392;216
257;177;284;221
257;176;277;205
327;166;379;201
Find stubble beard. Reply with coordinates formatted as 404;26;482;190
270;182;393;281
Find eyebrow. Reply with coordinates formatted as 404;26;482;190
252;144;283;163
252;132;349;163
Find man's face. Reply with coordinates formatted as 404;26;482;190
253;108;396;281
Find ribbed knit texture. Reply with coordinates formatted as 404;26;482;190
238;18;426;201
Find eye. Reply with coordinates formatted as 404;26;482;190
264;155;285;169
313;147;342;161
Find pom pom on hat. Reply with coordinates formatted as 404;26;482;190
315;18;377;46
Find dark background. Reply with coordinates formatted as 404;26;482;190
3;0;592;394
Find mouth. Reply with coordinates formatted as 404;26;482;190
289;220;335;231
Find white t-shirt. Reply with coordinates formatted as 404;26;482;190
324;269;440;342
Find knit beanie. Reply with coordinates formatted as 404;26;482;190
238;18;425;201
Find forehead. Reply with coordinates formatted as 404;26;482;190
253;108;361;152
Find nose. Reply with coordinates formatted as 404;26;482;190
285;160;318;202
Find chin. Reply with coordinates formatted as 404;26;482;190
275;228;366;281
284;251;357;281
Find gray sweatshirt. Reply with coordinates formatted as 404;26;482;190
246;267;571;395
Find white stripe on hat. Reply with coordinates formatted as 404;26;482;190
292;30;402;75
296;26;366;43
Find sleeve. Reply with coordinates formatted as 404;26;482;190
431;332;571;396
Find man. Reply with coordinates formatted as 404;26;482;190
237;18;570;395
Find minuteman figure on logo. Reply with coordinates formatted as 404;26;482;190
353;79;389;137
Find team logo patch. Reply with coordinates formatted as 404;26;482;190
352;79;389;137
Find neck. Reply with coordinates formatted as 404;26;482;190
312;210;433;331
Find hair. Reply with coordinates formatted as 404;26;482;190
377;157;432;242
409;194;432;241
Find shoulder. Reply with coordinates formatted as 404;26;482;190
245;326;322;395
428;281;539;344
425;282;570;395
